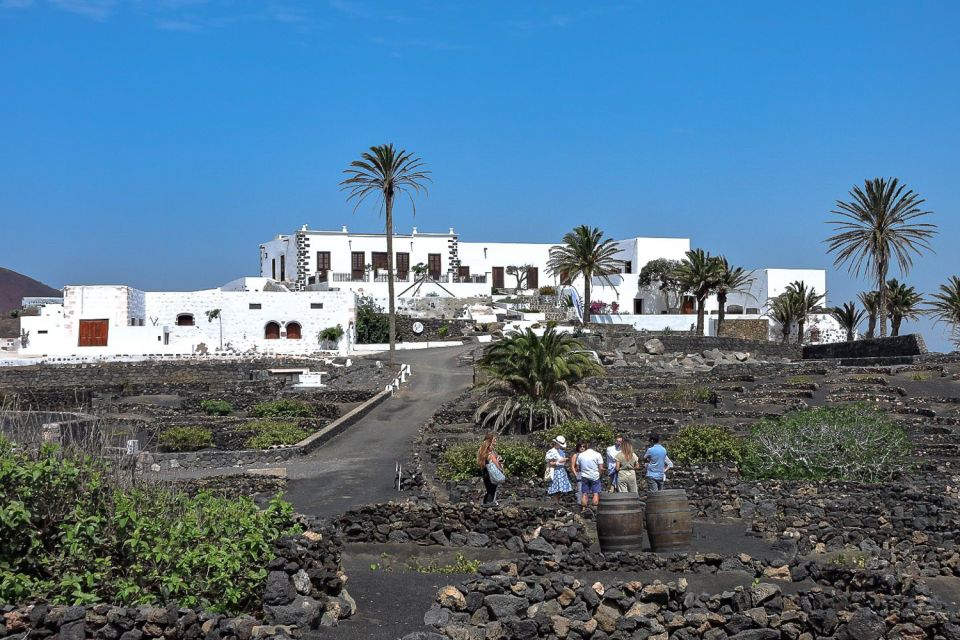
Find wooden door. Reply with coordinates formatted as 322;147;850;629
372;252;388;275
396;252;410;278
351;252;365;279
526;267;539;289
492;267;504;289
286;322;302;340
265;322;281;339
78;319;109;347
428;254;441;278
316;252;331;277
681;297;695;314
633;299;644;314
457;266;470;281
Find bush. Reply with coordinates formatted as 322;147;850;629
251;399;313;418
437;439;543;481
741;404;911;482
244;420;310;449
356;301;390;344
437;324;450;338
669;425;744;465
540;419;615;450
158;426;214;452
538;286;557;296
318;325;344;345
200;399;233;416
0;437;299;613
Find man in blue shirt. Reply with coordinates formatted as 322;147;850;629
644;433;674;492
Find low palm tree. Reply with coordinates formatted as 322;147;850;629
831;302;866;342
547;226;621;324
714;257;754;336
474;323;603;433
885;279;923;337
785;281;825;344
928;276;960;348
826;177;937;338
673;249;722;335
859;290;880;339
341;144;431;363
768;292;800;343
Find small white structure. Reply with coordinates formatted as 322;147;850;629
19;278;355;357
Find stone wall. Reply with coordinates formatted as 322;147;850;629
395;316;474;343
717;318;768;341
802;334;927;360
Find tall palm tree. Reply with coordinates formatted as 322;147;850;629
785;281;825;344
474;323;604;433
341;144;430;363
673;249;722;335
928;276;960;348
714;257;754;336
768;292;800;343
547;225;621;324
858;290;880;339
826;177;937;338
831;301;866;342
885;278;923;337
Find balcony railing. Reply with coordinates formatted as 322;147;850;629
455;274;487;283
332;272;366;282
320;271;485;285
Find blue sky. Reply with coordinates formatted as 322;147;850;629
2;1;958;350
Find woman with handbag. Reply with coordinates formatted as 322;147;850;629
478;432;504;505
545;435;572;503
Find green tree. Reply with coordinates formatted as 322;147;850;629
928;276;960;348
340;144;431;362
673;248;722;335
713;257;754;335
637;258;684;313
826;177;937;338
768;292;800;343
858;290;880;339
785;281;824;344
547;225;621;323
885;278;923;337
474;323;603;433
831;301;866;342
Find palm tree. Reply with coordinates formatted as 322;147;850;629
547;225;621;324
785;281;825;344
768;292;800;343
474;323;603;433
885;279;923;337
831;301;866;342
928;276;960;348
714;257;754;336
673;249;722;335
858;290;880;339
826;177;937;338
341;144;431;363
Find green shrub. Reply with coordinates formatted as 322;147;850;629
158;426;214;452
538;286;557;296
741;404;911;482
0;436;299;613
541;419;615;449
251;399;313;418
669;425;744;465
244;420;310;449
200;399;233;416
661;386;711;405
787;375;811;385
437;439;543;481
318;325;344;345
356;301;390;344
438;324;450;338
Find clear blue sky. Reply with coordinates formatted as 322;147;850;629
2;1;958;350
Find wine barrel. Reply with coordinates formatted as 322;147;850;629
645;489;693;552
597;492;645;553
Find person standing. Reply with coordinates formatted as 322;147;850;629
545;436;572;503
576;440;605;512
477;433;502;505
605;434;623;492
614;438;639;493
644;433;674;492
569;441;587;505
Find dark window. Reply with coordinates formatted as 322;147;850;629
457;266;470;281
176;313;195;326
560;271;571;286
351;252;365;279
526;266;539;289
726;304;744;315
38;330;48;334
633;299;644;314
372;252;388;274
396;252;410;277
249;303;262;310
316;251;331;276
623;261;632;274
310;303;323;309
492;267;505;289
280;255;286;281
286;322;302;340
428;254;441;278
264;321;280;340
272;258;276;279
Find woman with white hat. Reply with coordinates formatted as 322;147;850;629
545;435;572;502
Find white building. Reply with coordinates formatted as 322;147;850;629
19;278;355;357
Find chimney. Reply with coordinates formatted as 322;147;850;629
341;225;348;233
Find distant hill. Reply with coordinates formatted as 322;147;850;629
0;267;61;313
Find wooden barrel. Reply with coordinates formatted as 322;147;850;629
597;492;645;553
645;489;693;552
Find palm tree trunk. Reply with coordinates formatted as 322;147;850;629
797;319;805;345
892;315;901;337
847;327;854;342
696;295;705;335
583;274;592;324
782;323;790;343
385;191;396;364
878;269;888;338
866;313;876;339
716;291;727;336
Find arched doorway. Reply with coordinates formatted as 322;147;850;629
176;313;195;326
286;322;302;340
264;321;281;340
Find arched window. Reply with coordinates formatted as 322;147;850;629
265;321;281;340
726;305;744;315
176;313;195;326
286;322;302;340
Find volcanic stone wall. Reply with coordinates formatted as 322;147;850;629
803;334;927;360
653;335;801;359
395;316;473;343
717;318;769;341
